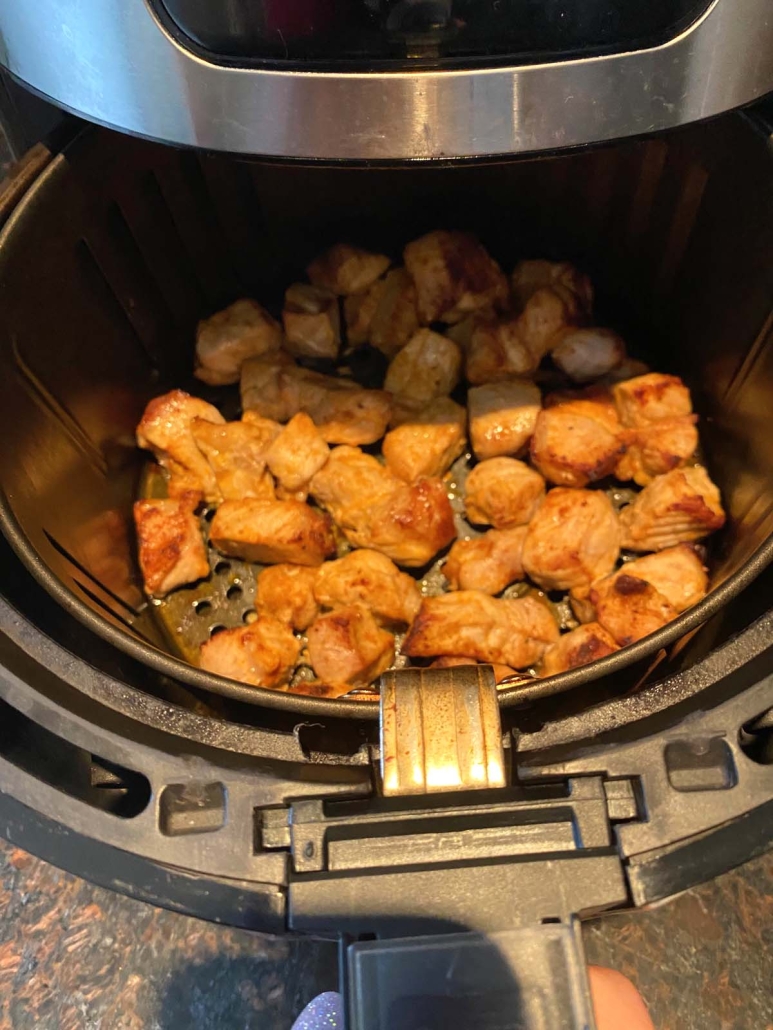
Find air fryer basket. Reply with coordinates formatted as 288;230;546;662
1;115;773;717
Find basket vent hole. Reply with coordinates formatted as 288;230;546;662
194;600;212;616
214;561;231;575
209;625;227;637
226;584;243;601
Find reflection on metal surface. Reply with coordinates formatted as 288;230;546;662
380;665;506;795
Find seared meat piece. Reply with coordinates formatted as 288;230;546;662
622;544;708;612
307;604;395;686
191;418;277;501
310;446;455;567
403;230;508;323
137;390;225;502
618;466;725;551
314;549;421;626
590;573;678;647
443;526;527;595
465;314;538;384
403;592;559;669
511;260;593;316
307;243;390;296
613;372;692;426
199;618;300;689
344;277;387;347
210;499;335;566
464;457;545;529
282;283;341;360
613;372;697;485
133;493;209;597
522;488;621;596
240;353;298;423
551;327;625;383
382;397;466;483
540;622;619;677
468;379;542;460
255;564;319;631
530;389;623;488
384;329;462;408
428;655;519;685
194;299;282;386
265;412;330;495
344;268;419;358
516;287;580;362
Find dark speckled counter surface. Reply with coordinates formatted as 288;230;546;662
0;840;770;1029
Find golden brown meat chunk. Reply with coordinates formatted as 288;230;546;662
613;372;692;427
344;268;420;358
191;418;277;501
516;287;580;362
622;544;708;612
255;564;319;631
522;488;621;596
240;353;298;423
511;260;593;317
540;622;619;677
468;379;542;460
443;526;527;595
344;278;387;346
530;390;623;488
428;655;519;685
210;499;335;566
199;618;300;689
465;314;538;384
307;604;395;686
464;458;545;529
403;592;559;669
551;327;626;383
310;446;455;567
404;230;508;323
307;243;390;296
314;549;421;626
613;372;697;486
590;573;678;647
282;283;341;360
133;494;209;598
384;329;462;408
194;299;282;386
382;397;466;483
137;390;225;502
618;466;725;551
265;412;330;495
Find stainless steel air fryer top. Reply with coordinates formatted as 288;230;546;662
1;0;772;160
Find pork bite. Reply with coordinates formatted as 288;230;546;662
590;572;678;647
540;622;619;677
240;353;299;423
443;526;527;595
621;543;708;612
618;466;725;551
382;397;466;483
530;389;623;488
194;299;282;386
210;499;335;566
314;549;421;626
191;418;277;501
464;457;545;528
307;243;390;296
551;327;625;383
511;260;593;316
133;493;209;597
384;329;463;409
255;564;319;631
282;283;341;360
199;618;300;689
307;604;395;686
265;412;330;496
613;372;698;485
403;230;508;323
468;379;542;460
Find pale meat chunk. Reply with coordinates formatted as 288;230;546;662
344;278;387;346
443;526;527;595
522;488;621;597
590;573;678;647
540;623;619;677
199;618;300;689
465;314;538;384
133;494;209;597
403;230;508;323
402;592;559;669
307;243;390;296
515;287;580;362
530;390;623;488
194;299;282;386
468;380;542;460
310;446;455;567
465;457;545;529
265;412;330;494
369;268;420;357
384;329;462;408
137;390;225;503
210;499;335;566
618;466;725;551
282;283;341;360
382;397;466;483
314;550;421;626
191;418;277;501
622;544;708;612
551;327;625;383
255;564;319;631
428;656;519;685
240;353;298;423
511;260;593;316
613;372;697;486
307;604;395;686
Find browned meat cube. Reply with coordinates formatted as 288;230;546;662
194;299;282;386
465;314;538;384
613;372;697;486
137;390;225;503
382;397;466;483
622;544;708;612
191;418;277;501
613;372;692;427
530;390;623;488
210;499;335;566
443;526;527;595
384;329;462;408
515;287;580;362
511;260;593;316
403;592;559;669
307;604;395;686
522;487;620;597
403;230;508;323
282;283;341;360
255;564;319;631
134;494;209;598
240;353;299;423
199;618;300;689
265;412;330;495
344;278;387;346
540;622;619;677
344;268;420;357
468;380;542;460
314;549;421;626
307;243;390;296
618;466;725;551
590;573;678;647
464;457;545;528
551;327;626;383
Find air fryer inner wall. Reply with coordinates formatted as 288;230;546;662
1;115;773;713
